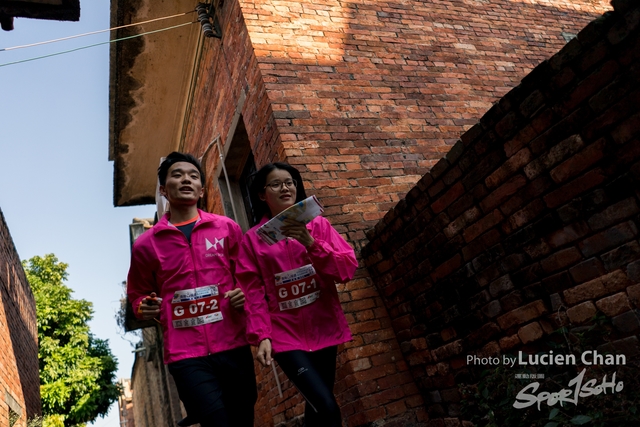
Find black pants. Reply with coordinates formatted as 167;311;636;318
275;346;341;427
168;346;257;427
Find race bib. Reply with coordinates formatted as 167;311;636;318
171;285;223;328
275;264;320;311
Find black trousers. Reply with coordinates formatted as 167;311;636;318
275;346;342;427
168;345;257;427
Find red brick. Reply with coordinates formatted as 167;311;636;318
345;342;392;361
499;334;521;351
544;168;607;208
567;301;597;324
431;254;462;282
525;134;585;180
432;182;465;214
477;341;501;358
540;247;583;274
485;148;532;189
507;198;546;231
587;197;640;230
445;206;481;238
550;138;606;183
351;320;382;334
489;275;515;298
548;221;590;249
628;283;640;308
497;300;548;330
569;257;606;284
480;175;527;212
518;322;544;344
596;292;632;316
463;209;504;243
561;60;620;113
432;340;464;362
579;220;638;257
563;270;633;305
611;111;640;145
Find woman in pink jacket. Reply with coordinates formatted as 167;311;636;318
236;163;357;427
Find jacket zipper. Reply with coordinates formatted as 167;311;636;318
286;238;311;351
185;222;212;355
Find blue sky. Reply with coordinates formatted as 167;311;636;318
0;2;154;426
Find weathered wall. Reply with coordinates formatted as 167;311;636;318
118;378;135;427
180;0;614;425
0;209;40;426
130;322;184;427
363;0;640;424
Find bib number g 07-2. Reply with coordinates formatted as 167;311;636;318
171;285;223;328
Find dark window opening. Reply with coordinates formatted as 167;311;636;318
218;118;257;231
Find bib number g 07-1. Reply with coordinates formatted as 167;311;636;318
274;264;320;311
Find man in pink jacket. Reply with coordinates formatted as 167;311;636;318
127;152;256;427
236;162;357;427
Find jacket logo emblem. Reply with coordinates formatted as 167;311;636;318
205;237;224;251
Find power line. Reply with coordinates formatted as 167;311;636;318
0;10;195;52
0;21;196;68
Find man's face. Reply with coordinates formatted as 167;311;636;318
159;161;204;207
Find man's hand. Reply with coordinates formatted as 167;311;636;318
257;339;272;366
281;219;315;247
139;292;161;320
224;288;245;310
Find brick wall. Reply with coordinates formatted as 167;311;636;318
130;326;184;427
0;208;40;426
179;0;612;425
363;0;640;424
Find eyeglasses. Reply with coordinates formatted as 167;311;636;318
264;179;297;191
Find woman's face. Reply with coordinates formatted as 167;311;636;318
260;168;297;216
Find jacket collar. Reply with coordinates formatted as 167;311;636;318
153;209;213;234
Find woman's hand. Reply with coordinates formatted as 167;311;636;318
224;288;245;310
280;219;315;247
257;339;273;366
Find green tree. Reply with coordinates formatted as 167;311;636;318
23;254;120;427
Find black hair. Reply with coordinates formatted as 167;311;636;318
157;152;205;186
249;162;307;220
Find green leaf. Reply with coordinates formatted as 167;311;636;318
24;254;120;426
571;415;593;425
549;408;559;420
544;422;559;427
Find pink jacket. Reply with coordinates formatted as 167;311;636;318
236;216;357;353
127;210;248;364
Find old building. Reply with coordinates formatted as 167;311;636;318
0;209;41;427
108;0;619;425
118;379;135;427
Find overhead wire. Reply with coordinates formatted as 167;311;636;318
0;10;196;52
0;21;196;68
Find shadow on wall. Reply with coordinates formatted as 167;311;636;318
364;1;640;425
